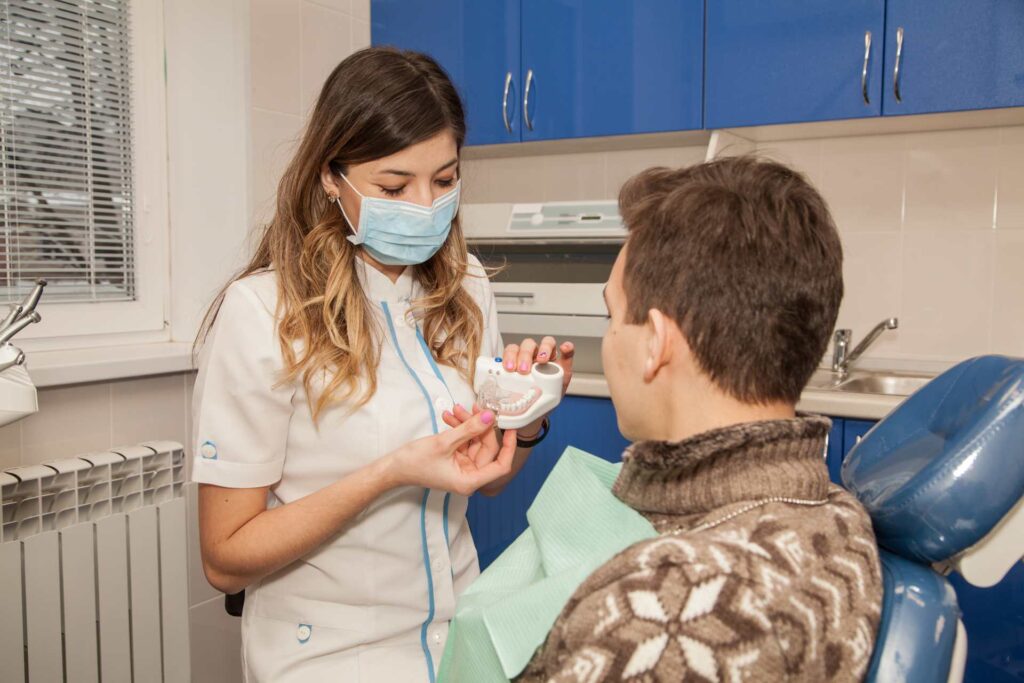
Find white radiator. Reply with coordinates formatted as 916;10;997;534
0;441;190;683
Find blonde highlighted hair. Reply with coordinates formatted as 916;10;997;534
195;48;484;423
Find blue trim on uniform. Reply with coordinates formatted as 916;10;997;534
418;487;438;683
442;493;451;547
382;301;439;682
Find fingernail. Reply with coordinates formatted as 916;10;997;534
519;361;529;372
442;411;452;419
454;403;463;411
538;351;548;359
505;360;514;370
481;411;495;425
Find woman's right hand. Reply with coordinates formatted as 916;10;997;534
381;409;517;496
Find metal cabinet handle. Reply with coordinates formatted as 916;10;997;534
523;68;535;131
861;30;872;105
893;26;904;103
494;292;535;300
501;72;513;133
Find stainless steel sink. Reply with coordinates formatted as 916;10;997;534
804;369;934;397
834;373;933;397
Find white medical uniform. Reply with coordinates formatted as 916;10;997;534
191;256;503;682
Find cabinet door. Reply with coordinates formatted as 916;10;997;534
371;1;520;146
883;1;1024;116
520;0;703;141
466;396;631;569
843;419;877;458
825;418;845;485
705;1;885;128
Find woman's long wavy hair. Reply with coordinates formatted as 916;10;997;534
195;48;484;424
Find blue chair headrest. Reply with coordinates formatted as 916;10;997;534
866;551;961;683
842;355;1024;564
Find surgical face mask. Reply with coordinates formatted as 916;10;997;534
334;173;460;266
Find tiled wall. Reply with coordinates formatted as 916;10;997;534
250;0;372;227
0;372;194;471
461;126;1024;365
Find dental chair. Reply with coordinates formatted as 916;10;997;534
842;355;1024;683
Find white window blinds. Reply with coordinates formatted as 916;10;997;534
0;0;135;305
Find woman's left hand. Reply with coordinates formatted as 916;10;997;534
502;336;574;398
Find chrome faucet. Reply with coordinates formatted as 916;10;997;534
832;317;899;375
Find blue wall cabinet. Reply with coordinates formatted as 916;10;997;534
883;1;1024;116
467;395;630;569
705;1;886;128
518;0;704;141
371;1;520;146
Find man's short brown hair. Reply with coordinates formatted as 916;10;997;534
619;155;843;404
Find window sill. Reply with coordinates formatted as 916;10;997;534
25;342;195;388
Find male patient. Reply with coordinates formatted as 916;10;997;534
520;156;882;681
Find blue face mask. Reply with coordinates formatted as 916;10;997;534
335;173;460;266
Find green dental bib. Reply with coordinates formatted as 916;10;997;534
437;447;657;682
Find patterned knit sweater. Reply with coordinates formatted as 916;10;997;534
517;416;882;682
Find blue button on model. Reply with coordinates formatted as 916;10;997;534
495;357;502;363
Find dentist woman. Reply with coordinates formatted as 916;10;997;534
192;47;573;681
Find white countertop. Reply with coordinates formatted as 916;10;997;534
568;372;904;421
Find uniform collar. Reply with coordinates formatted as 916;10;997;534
355;255;417;304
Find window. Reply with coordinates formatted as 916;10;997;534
0;0;167;345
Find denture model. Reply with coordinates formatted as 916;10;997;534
473;356;564;430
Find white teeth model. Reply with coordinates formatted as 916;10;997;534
473;357;564;430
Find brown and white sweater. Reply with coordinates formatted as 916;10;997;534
518;417;883;683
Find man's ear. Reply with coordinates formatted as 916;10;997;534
643;308;673;382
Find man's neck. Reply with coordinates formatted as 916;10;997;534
656;377;796;444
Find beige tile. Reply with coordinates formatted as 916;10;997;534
306;0;350;13
186;483;220;606
300;3;352;115
903;128;998;231
350;0;370;22
250;108;304;226
755;139;823;186
834;232;903;359
0;421;20;470
190;597;243;683
469;156;547;203
111;374;188;451
820;135;904;232
20;383;111;466
996;126;1024;229
185;370;197;464
458;158;492;204
538;152;607;202
251;0;301;115
351;18;370;52
991;231;1024;355
604;146;704;198
900;231;994;359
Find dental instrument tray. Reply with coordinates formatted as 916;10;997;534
474;356;563;430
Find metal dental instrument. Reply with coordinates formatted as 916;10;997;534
0;311;41;345
0;280;47;340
